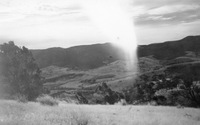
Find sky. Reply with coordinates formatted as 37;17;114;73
0;0;200;49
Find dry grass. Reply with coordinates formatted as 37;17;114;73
0;100;90;125
0;100;200;125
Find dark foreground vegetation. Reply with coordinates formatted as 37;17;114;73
123;69;200;107
0;41;43;101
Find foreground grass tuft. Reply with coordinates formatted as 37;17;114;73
36;95;58;106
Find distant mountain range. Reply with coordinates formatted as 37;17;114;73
32;35;200;69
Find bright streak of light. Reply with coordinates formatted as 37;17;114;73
80;0;138;69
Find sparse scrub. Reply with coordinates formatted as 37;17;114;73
15;94;28;103
148;101;157;106
36;95;58;106
61;97;79;104
123;71;200;107
115;99;127;106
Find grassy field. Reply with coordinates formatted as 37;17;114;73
0;100;200;125
42;60;138;89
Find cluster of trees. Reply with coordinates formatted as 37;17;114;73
0;41;43;101
123;69;200;107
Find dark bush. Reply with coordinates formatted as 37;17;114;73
0;42;43;101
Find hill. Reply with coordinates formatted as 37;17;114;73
138;35;200;60
32;43;126;69
32;35;200;69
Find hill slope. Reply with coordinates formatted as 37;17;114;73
32;35;200;69
138;35;200;60
32;43;125;69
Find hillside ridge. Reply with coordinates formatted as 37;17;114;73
32;35;200;69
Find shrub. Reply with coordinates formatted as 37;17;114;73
149;101;158;106
15;94;28;103
115;99;127;106
36;95;58;106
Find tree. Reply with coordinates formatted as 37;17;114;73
167;64;200;107
0;41;43;100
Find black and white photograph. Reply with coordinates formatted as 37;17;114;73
0;0;200;124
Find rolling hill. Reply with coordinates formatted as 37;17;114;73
32;35;200;70
138;35;200;60
32;43;126;69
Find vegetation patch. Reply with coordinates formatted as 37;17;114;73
45;73;84;83
36;95;59;106
93;74;115;80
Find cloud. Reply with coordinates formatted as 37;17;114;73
131;6;147;17
0;0;82;23
146;15;174;21
130;0;200;26
148;4;200;15
135;20;200;45
132;0;200;8
0;13;25;22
